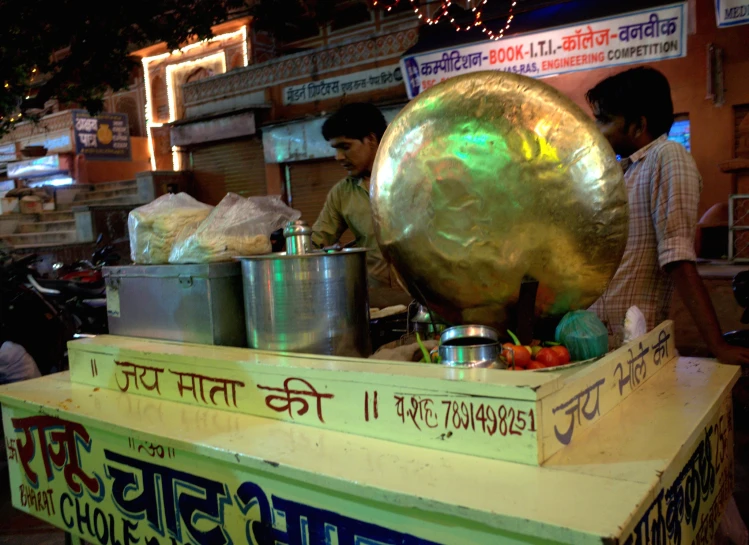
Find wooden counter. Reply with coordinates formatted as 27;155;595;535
0;330;740;545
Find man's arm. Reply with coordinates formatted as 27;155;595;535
311;184;347;248
651;143;749;365
667;261;749;365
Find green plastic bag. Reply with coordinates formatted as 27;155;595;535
555;310;609;361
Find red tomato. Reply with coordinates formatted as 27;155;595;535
527;361;546;370
535;348;561;367
550;346;571;365
502;343;531;368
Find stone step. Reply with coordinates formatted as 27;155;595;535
4;241;83;251
17;220;76;233
71;195;142;208
2;230;78;247
73;187;139;203
92;179;137;191
55;183;93;193
39;211;75;222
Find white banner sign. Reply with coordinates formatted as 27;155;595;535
715;0;749;27
401;2;688;98
283;65;404;105
0;143;16;163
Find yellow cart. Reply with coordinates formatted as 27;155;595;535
0;321;738;544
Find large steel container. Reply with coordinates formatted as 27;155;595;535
238;248;371;357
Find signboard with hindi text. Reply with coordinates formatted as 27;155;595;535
73;110;131;161
715;0;749;27
66;321;677;466
282;65;404;105
401;2;688;98
0;331;738;545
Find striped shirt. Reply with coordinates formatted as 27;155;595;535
589;135;702;346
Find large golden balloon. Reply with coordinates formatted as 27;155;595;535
371;71;628;329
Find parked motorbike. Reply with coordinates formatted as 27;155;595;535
39;235;122;335
0;251;75;375
721;271;749;433
722;270;749;347
52;233;122;285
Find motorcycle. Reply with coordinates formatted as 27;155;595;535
37;235;122;335
721;271;749;435
52;233;122;285
0;251;75;375
723;270;749;348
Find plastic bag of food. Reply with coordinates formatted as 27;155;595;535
128;193;212;264
168;193;301;264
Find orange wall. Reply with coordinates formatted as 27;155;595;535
85;136;151;183
546;0;749;215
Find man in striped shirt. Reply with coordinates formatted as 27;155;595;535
587;67;749;365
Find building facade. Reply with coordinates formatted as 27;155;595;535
168;0;749;228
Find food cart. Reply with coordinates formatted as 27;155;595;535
0;71;739;544
0;320;738;545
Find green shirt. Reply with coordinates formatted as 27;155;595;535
311;176;393;288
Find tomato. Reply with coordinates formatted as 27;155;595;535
550;346;571;365
527;361;546;370
535;348;561;367
531;346;543;358
501;343;531;368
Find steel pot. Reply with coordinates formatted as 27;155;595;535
439;325;504;369
238;248;371;357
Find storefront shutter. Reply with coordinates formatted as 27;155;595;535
190;137;267;205
736;104;749;157
287;159;354;244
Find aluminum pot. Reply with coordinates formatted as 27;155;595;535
238;248;371;357
439;325;504;369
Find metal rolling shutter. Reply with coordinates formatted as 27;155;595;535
736;104;749;157
190;137;267;205
287;159;354;244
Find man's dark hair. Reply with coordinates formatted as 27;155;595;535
586;67;674;138
322;103;387;142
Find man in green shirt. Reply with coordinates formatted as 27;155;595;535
312;103;402;302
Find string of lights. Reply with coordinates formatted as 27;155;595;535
372;0;517;40
3;67;39;125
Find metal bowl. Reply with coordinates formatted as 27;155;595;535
371;71;628;330
439;325;503;369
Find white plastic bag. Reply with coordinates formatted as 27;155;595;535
168;193;300;264
622;306;648;344
128;193;212;264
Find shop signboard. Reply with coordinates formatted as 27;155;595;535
73;110;131;161
401;2;688;98
282;65;404;105
0;143;16;163
715;0;749;27
7;154;62;178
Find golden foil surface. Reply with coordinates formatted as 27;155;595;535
371;71;629;329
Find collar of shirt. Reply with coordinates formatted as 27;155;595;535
627;134;669;165
349;176;370;194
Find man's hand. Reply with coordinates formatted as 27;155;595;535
710;340;749;366
667;260;749;366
